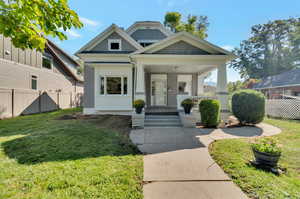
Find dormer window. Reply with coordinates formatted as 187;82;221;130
108;39;121;51
138;40;157;47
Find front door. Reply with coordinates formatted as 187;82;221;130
151;74;167;106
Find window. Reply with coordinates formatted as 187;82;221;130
100;76;128;95
139;42;153;47
100;76;105;95
31;75;37;90
177;75;192;95
123;77;127;95
107;77;122;94
138;40;157;47
108;39;121;51
42;55;52;69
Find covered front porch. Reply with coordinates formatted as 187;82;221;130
132;54;231;119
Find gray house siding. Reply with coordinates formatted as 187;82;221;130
130;29;167;41
90;32;137;53
151;41;211;55
83;65;95;108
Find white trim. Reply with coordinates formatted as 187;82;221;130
76;24;142;54
131;31;237;58
138;39;159;43
108;39;122;51
99;75;128;96
255;84;300;90
126;21;173;36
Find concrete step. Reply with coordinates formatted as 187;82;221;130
145;115;180;119
145;115;182;127
144;122;182;127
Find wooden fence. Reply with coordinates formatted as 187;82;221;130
0;87;83;119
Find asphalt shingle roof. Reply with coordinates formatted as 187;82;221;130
253;68;300;89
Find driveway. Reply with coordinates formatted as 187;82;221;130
130;123;281;199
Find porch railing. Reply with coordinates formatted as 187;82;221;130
177;95;217;110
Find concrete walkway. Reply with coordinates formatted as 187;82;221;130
130;123;281;199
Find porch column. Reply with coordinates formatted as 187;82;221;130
135;62;146;101
216;64;230;121
198;73;206;95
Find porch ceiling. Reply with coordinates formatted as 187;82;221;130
144;64;216;73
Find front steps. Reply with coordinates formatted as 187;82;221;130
144;114;182;127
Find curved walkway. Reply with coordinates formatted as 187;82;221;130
130;123;281;199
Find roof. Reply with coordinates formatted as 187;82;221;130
46;40;83;82
253;68;300;89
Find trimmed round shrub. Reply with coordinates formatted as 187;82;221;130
181;98;193;114
199;99;220;127
232;89;265;125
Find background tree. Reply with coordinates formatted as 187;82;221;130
0;0;83;51
230;18;300;79
164;12;209;39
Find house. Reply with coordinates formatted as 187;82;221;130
0;35;83;118
76;21;236;118
253;68;300;99
0;36;83;92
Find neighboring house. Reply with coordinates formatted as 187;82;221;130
253;68;300;99
76;21;236;117
0;36;83;92
0;35;83;118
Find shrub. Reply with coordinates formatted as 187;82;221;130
251;138;281;155
181;98;193;114
199;99;220;127
133;99;145;114
232;90;265;125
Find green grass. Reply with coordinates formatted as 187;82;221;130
0;108;143;199
210;118;300;199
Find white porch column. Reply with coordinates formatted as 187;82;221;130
135;62;146;101
216;64;230;121
197;73;206;95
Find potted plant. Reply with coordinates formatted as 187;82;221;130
133;99;145;114
251;138;282;167
181;98;193;114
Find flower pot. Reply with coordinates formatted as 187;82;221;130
183;105;192;114
252;149;281;167
135;107;143;114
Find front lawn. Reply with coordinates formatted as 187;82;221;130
210;118;300;199
0;108;143;199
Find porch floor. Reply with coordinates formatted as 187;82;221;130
145;106;178;115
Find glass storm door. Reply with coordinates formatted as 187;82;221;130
151;74;167;106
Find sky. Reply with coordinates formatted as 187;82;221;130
54;0;300;83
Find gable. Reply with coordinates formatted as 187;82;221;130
147;41;211;55
130;29;167;41
89;32;137;53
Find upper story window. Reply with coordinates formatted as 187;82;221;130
138;40;157;47
108;39;122;51
42;54;53;69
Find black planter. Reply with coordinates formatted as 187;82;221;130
183;105;192;114
253;149;281;167
135;107;143;114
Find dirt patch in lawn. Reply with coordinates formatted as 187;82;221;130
58;114;131;134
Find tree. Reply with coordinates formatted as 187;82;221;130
230;18;300;79
0;0;83;51
164;12;209;39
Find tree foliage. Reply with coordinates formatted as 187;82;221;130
164;12;209;39
230;18;300;79
0;0;83;51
